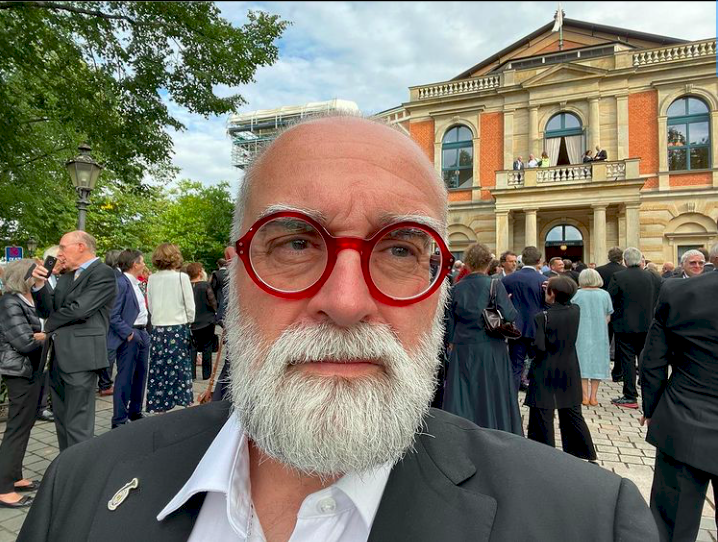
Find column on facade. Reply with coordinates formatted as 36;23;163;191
503;110;514;170
495;210;510;255
711;110;718;187
591;204;608;265
657;115;669;190
524;209;538;249
624;203;641;249
529;107;539;158
616;95;629;160
588;97;601;151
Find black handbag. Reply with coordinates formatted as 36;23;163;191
482;278;522;340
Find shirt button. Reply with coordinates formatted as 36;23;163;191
318;497;336;514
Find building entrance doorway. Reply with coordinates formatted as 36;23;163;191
545;224;584;263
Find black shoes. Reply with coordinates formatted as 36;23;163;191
0;496;33;508
14;481;40;492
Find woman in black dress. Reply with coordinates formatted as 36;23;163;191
443;243;522;435
186;262;217;381
525;275;597;461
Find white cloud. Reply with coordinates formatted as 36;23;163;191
163;1;716;187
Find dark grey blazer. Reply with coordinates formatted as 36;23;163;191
32;259;118;374
18;403;657;541
641;271;718;475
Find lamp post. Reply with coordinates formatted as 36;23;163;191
27;237;37;258
66;143;103;231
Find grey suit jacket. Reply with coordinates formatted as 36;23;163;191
18;403;657;541
33;259;117;374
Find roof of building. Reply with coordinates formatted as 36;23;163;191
452;18;686;80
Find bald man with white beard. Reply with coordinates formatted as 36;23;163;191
19;116;657;542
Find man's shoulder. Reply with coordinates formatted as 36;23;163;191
418;409;631;499
663;270;718;298
51;402;231;474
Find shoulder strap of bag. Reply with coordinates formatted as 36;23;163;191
488;277;498;309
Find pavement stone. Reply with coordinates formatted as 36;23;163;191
0;375;713;540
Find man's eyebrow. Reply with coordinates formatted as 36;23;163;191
257;205;328;225
255;205;446;237
378;213;446;237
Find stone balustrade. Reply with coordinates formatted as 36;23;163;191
632;39;716;67
536;164;592;184
412;75;502;100
494;159;640;189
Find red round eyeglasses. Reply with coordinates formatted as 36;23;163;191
235;211;454;307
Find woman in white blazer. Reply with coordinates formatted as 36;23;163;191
146;244;195;413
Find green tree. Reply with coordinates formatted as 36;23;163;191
0;1;286;247
156;180;234;270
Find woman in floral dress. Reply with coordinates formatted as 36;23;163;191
146;244;196;413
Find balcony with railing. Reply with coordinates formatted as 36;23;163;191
494;159;640;190
410;74;502;101
629;39;716;68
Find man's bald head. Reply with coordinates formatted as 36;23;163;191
231;114;447;241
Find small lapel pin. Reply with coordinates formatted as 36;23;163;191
108;478;139;511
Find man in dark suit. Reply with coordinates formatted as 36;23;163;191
512;156;524;170
502;246;547;393
19;117;656;541
31;231;117;450
107;250;149;429
97;249;122;396
607;247;662;409
594;145;608;161
640;270;718;541
596;246;625;380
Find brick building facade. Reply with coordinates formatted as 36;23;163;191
377;19;718;266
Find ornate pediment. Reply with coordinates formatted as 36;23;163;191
520;63;608;88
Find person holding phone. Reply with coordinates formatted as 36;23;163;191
31;231;117;451
0;259;46;507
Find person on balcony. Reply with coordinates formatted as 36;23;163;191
583;150;594;163
512;156;524;170
594;145;608;161
527;153;538;167
539;151;550;167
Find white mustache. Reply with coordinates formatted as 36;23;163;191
267;322;401;368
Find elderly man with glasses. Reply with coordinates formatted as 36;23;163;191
677;249;706;279
19;116;656;541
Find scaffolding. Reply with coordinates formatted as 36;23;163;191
227;99;360;168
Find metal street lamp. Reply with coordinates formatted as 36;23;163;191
66;143;103;231
27;237;37;257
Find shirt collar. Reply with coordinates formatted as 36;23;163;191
124;272;140;286
79;257;99;271
157;414;392;533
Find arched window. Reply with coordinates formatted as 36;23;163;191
442;126;473;189
546;224;582;243
545;112;584;166
545;224;584;263
667;97;710;171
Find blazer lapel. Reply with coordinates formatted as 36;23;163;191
66;259;101;296
123;274;140;313
87;419;225;541
369;429;496;542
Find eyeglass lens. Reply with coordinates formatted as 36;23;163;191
249;217;443;300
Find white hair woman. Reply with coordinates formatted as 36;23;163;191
572;268;614;406
0;259;46;507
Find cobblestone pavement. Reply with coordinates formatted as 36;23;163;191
0;377;714;541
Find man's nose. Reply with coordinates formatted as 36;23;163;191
306;249;379;327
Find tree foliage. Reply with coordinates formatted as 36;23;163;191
0;1;286;246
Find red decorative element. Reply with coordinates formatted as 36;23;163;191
235;211;454;306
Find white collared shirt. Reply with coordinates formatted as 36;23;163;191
124;273;148;326
158;415;392;542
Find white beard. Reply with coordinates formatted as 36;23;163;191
225;275;448;476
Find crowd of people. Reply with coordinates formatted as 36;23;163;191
0;234;231;509
0;115;713;540
445;240;718;540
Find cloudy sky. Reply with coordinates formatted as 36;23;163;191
166;1;716;193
